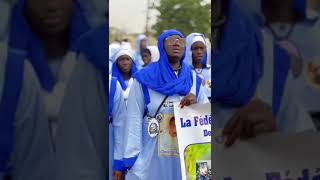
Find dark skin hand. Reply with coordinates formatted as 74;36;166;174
180;93;197;108
112;171;125;180
222;99;278;147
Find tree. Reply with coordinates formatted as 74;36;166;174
152;0;211;38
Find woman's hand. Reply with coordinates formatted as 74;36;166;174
222;99;277;147
112;171;125;180
180;93;197;108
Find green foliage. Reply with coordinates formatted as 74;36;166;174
152;0;211;38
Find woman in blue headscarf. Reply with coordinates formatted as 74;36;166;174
112;48;138;104
0;0;89;179
123;30;209;180
7;0;90;140
185;33;211;100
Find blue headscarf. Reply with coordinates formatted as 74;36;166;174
185;33;208;68
76;23;108;77
8;0;90;92
212;0;263;107
112;49;138;90
133;29;193;96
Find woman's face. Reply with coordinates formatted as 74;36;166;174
25;0;74;36
117;55;133;74
191;41;206;64
141;51;152;65
164;35;185;61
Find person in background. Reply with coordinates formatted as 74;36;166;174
212;0;315;148
134;34;148;69
261;0;320;122
185;33;211;100
140;48;152;68
111;48;138;104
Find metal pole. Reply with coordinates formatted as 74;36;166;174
145;0;151;37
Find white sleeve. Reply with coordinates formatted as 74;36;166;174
276;74;316;132
123;79;145;168
112;81;127;170
197;84;210;104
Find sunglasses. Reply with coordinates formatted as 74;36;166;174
165;36;186;47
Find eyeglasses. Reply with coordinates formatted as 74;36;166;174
165;36;186;47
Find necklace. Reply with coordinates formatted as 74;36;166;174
172;66;182;71
266;23;295;41
194;68;203;74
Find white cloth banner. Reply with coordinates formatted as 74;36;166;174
173;103;212;180
213;130;320;180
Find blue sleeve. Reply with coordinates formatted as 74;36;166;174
123;79;145;168
112;82;127;171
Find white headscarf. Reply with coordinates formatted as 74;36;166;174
147;45;160;62
185;33;208;68
113;48;134;63
109;42;120;61
120;41;132;50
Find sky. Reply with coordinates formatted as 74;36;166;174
109;0;210;34
109;0;158;34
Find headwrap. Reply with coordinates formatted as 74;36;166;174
134;34;148;67
185;33;208;68
133;30;193;96
112;48;137;90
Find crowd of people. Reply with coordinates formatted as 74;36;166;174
108;31;212;180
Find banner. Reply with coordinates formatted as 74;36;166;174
173;103;212;180
213;130;320;180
